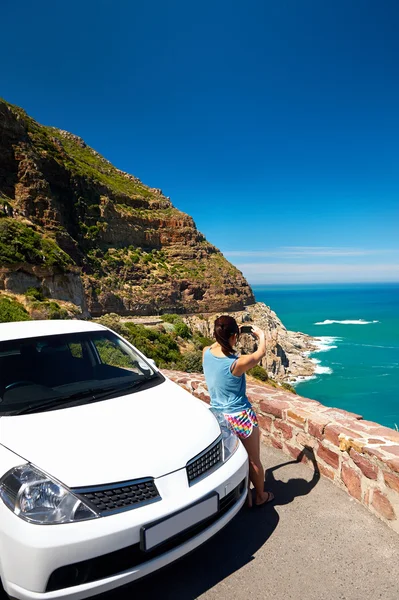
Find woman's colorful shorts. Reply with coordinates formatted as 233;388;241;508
224;407;258;439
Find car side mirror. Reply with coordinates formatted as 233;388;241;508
147;358;157;369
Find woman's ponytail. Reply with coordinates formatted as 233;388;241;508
214;315;239;356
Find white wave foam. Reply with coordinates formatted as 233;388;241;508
291;362;333;383
296;337;336;384
315;365;333;375
314;319;379;325
315;344;338;352
311;357;333;375
354;344;398;350
291;375;317;385
308;336;340;353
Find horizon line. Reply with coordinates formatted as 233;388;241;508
248;280;399;286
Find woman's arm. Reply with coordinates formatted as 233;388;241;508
231;325;267;376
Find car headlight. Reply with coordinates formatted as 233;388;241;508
210;409;240;462
0;464;99;524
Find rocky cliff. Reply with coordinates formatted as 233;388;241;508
0;98;254;315
0;98;319;382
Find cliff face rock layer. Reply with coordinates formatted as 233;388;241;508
0;99;254;315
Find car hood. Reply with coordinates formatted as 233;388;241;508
0;377;220;487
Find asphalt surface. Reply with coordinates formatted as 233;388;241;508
3;445;399;600
113;444;399;600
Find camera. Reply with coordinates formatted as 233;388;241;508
240;325;254;335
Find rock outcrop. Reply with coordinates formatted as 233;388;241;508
0;98;254;315
183;302;318;382
0;264;88;316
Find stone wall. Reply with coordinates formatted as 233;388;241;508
163;369;399;533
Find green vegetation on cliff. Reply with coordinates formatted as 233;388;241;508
0;297;30;323
49;131;154;199
249;365;269;382
247;364;295;392
1;99;152;201
0;218;73;270
27;299;70;320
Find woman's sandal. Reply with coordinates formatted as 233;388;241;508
254;491;274;507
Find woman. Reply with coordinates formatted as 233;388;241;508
202;315;274;507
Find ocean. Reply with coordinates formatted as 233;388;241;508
252;283;399;429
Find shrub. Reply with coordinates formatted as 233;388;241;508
80;223;103;241
47;301;69;320
95;314;127;337
193;334;213;350
281;382;297;394
29;300;69;320
248;365;269;382
180;351;203;373
161;313;181;323
0;296;31;323
0;218;73;269
104;254;123;268
174;321;191;339
107;321;183;369
159;315;192;339
25;286;45;301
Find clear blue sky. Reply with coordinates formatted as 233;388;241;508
2;0;398;283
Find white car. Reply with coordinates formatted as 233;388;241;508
0;320;248;600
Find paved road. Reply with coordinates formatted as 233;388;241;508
110;444;399;600
3;445;399;599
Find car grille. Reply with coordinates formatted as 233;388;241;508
186;437;223;484
46;478;246;592
73;479;160;515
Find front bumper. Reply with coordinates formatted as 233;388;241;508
1;443;248;600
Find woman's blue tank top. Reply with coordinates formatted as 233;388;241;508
202;347;251;413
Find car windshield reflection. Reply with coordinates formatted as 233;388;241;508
0;330;162;414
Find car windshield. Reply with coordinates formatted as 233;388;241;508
0;330;162;415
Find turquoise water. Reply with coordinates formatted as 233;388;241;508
252;283;399;429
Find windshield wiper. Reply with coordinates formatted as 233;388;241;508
13;377;157;415
14;386;116;415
